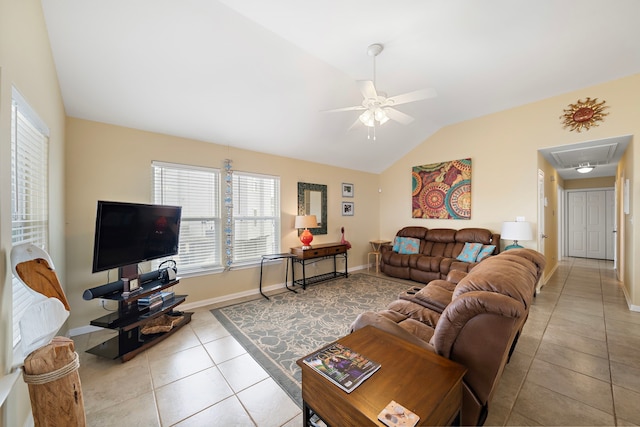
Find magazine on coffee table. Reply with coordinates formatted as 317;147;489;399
302;342;380;393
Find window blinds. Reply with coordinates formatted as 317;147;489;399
11;88;50;348
152;161;221;272
232;172;280;263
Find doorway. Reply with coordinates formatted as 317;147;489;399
566;189;615;260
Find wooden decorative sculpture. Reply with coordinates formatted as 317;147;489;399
11;243;86;426
23;337;85;427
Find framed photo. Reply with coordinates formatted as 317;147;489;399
342;202;354;216
342;183;354;198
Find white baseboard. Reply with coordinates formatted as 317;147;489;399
181;264;366;311
621;283;640;312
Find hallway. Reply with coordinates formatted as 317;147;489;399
486;257;640;425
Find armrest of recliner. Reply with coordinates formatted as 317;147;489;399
350;311;433;351
446;269;468;284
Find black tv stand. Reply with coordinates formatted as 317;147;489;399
86;275;191;362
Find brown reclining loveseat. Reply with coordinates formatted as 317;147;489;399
352;248;546;426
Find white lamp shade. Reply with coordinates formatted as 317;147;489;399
295;215;318;229
501;221;533;241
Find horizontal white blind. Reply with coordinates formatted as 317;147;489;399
233;172;280;263
11;88;50;348
152;162;221;272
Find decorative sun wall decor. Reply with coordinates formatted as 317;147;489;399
412;158;471;219
560;97;609;132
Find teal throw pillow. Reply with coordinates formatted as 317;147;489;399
475;244;496;262
393;236;400;252
397;237;420;255
456;242;483;262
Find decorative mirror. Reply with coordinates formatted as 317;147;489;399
298;182;327;235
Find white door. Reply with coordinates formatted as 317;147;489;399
567;190;611;259
568;192;587;257
585;191;606;259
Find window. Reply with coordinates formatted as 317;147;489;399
232;172;280;264
11;88;50;348
152;162;221;273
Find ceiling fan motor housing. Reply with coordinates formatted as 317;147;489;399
367;43;384;57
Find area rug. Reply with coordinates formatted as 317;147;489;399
211;272;411;407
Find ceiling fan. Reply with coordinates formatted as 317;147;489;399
325;43;437;140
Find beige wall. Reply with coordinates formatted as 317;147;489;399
65;118;380;330
0;0;66;424
380;74;640;307
564;176;615;190
618;140;634;301
537;154;562;280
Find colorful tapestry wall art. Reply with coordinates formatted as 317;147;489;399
412;158;472;219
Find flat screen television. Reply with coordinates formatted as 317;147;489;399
92;200;182;274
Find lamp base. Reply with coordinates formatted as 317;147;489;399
300;229;313;249
505;243;523;251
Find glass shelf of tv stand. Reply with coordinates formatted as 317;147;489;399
90;295;188;330
86;277;191;362
99;277;181;303
86;310;192;362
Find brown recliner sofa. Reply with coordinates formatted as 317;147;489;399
352;248;546;426
380;227;501;283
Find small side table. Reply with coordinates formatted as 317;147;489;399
368;240;391;274
259;253;297;300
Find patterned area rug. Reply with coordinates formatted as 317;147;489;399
211;272;411;407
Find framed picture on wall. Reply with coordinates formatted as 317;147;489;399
342;202;354;216
342;183;354;198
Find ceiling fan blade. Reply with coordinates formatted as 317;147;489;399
347;117;362;132
386;88;437;106
358;80;378;100
385;107;415;125
322;106;365;113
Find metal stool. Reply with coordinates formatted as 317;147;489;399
368;251;381;273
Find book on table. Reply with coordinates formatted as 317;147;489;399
302;342;381;393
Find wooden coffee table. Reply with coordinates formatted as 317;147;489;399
296;325;467;426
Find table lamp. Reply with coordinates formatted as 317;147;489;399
501;221;533;250
295;215;318;249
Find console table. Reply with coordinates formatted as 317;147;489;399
290;242;348;289
297;325;467;426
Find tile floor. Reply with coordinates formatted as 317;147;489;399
74;257;640;426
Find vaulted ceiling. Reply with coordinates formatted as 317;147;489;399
41;0;640;174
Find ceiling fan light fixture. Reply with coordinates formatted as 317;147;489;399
374;108;388;124
576;163;595;174
359;110;375;127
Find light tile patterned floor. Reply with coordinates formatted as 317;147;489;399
75;257;640;426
